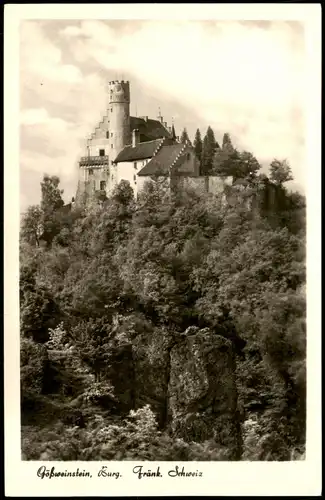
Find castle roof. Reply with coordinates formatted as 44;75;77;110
137;143;189;177
114;139;164;163
130;116;171;142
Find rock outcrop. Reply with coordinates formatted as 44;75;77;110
132;327;174;427
107;321;241;459
168;327;241;460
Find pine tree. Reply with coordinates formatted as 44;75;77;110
193;129;203;167
202;126;219;175
222;133;234;153
180;128;191;145
171;124;176;141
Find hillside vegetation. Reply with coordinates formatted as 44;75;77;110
20;136;306;461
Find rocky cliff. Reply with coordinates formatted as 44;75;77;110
106;320;242;459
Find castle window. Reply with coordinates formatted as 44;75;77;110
134;162;137;169
187;153;190;161
89;169;93;175
133;175;137;184
110;108;113;113
100;180;106;191
111;132;113;137
111;144;113;149
106;131;109;139
99;149;105;156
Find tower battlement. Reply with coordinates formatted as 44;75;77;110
109;80;130;104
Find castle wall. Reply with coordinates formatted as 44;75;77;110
87;138;111;158
208;175;232;194
116;159;151;198
173;176;208;194
116;161;138;197
77;166;111;198
137;175;170;197
170;175;233;197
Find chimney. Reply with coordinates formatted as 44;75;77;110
163;121;168;128
132;129;140;147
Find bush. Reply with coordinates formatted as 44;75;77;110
21;405;228;461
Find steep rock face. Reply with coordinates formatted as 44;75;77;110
168;327;241;460
132;328;174;427
105;342;134;411
106;323;241;458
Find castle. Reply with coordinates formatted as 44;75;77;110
76;80;231;204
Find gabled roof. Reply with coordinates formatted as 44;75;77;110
137;143;187;176
114;139;163;163
130;116;171;142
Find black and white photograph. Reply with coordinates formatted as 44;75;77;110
4;4;321;497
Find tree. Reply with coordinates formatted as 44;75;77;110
21;205;43;246
222;133;235;153
171;124;176;141
40;174;64;212
269;160;294;186
235;151;261;181
201;126;219;175
20;285;61;343
213;149;261;182
20;336;48;400
193;129;203;165
40;174;65;246
180;128;191;145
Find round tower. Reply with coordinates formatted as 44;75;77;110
108;80;131;163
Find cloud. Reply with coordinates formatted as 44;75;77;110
20;21;83;84
20;108;72;131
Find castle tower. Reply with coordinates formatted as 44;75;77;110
75;80;131;205
108;80;131;163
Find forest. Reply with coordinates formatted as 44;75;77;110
20;130;306;461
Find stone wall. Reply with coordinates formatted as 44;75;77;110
208;175;232;194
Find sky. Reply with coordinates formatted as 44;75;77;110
19;19;307;211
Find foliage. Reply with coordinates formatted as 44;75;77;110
180;127;192;145
193;128;203;165
214;148;261;182
20;205;43;246
20;145;306;461
269;159;294;185
201;126;219;175
222;132;235;153
22;405;227;461
21;337;48;400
